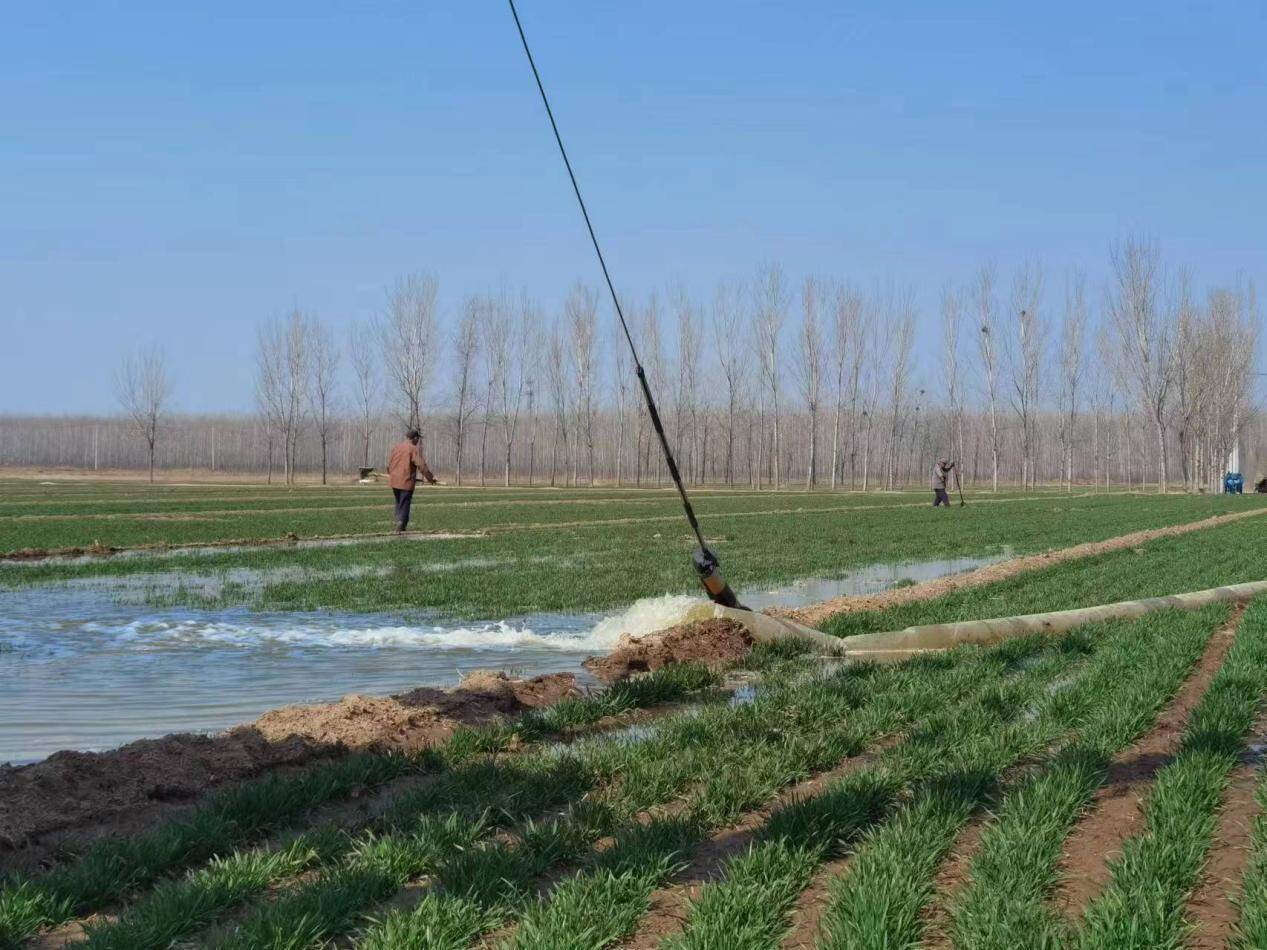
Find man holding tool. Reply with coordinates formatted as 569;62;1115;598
388;428;438;533
931;457;957;508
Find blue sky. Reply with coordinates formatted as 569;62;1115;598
2;1;1264;413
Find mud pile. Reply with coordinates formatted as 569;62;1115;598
584;618;753;682
252;671;580;752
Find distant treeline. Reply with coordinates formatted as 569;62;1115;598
3;407;1265;490
4;240;1260;491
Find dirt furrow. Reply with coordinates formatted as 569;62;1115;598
1049;606;1243;920
914;815;992;950
614;744;893;950
789;507;1267;627
777;849;854;949
1183;708;1267;949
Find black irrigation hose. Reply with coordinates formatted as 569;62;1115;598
507;1;744;608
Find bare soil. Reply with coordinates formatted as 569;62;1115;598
917;815;992;949
251;670;580;751
1051;607;1243;918
0;670;577;867
787;507;1267;627
583;618;753;682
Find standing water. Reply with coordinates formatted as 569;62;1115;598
0;551;1007;763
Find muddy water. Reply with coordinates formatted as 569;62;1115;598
0;551;1007;763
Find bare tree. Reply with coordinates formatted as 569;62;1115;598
940;284;965;468
478;295;500;486
115;345;171;483
545;322;571;486
256;310;310;485
1108;238;1174;492
308;317;339;485
494;294;532;487
975;266;1002;492
347;321;378;468
797;277;827;488
884;291;916;490
612;305;630;485
379;273;438;433
566;284;600;485
846;293;872;487
713;281;748;486
451;298;482;486
754;263;789;488
672;287;701;482
1059;273;1088;491
1006;264;1045;490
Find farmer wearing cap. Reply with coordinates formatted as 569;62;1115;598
387;428;438;532
931;458;956;507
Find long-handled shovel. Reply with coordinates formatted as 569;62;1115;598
955;467;966;507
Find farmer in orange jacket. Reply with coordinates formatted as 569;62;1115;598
387;428;438;532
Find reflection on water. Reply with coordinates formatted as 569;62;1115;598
0;550;1009;763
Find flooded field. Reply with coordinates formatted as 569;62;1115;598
0;552;1005;763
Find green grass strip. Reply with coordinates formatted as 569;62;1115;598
353;635;1076;949
944;606;1224;949
1072;599;1267;949
672;608;1217;950
78;827;347;950
818;607;1220;950
0;663;722;948
491;637;1094;950
1232;771;1267;947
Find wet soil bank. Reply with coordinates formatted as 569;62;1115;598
0;670;578;858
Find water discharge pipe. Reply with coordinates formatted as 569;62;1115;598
680;579;1267;661
834;578;1267;662
507;0;746;610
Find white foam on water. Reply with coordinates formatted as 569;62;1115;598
586;593;706;649
77;591;707;655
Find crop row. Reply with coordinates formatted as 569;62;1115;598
663;606;1223;949
0;662;720;948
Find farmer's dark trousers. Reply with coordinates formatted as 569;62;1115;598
393;487;414;531
933;488;950;507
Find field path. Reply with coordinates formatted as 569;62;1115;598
1049;605;1243;920
788;506;1267;627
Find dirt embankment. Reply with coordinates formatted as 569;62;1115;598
0;670;579;858
250;670;580;751
785;506;1267;627
583;618;753;682
0;615;750;866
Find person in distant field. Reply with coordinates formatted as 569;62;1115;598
931;458;956;507
387;428;438;532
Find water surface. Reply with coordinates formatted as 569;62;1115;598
0;550;1007;763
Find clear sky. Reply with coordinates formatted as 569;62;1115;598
2;1;1264;414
